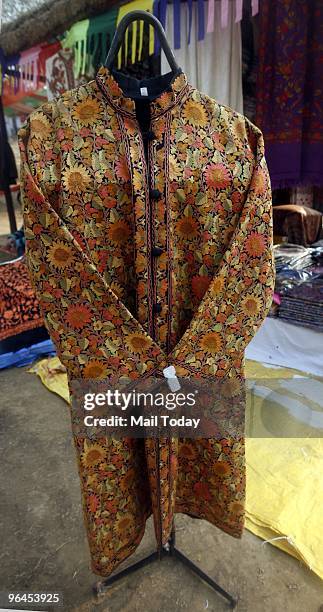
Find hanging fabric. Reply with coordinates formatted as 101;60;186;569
45;48;75;100
116;0;155;67
161;0;243;113
207;0;215;33
18;46;42;92
153;0;167;53
86;9;119;70
235;0;243;22
62;19;90;78
256;0;323;188
38;41;61;82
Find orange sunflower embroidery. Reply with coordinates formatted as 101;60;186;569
241;295;262;315
108;220;131;245
210;276;225;297
81;443;106;467
47;241;75;269
213;461;231;476
182;100;208;127
83;360;108;379
245;232;266;257
200;332;223;353
204;163;231;189
220;378;242;399
30;112;51;138
66;304;92;329
229;501;244;514
157;91;173;109
176;216;199;239
62;165;91;193
72;98;102;125
179;442;198;460
126;333;152;354
117;514;133;533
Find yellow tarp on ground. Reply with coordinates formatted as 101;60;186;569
29;357;323;580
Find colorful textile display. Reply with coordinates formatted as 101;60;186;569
18;63;274;577
62;19;90;78
45;49;75;101
116;0;155;67
39;41;61;81
161;0;243;112
86;9;119;70
0;258;43;341
154;0;259;52
18;45;42;92
256;0;323;188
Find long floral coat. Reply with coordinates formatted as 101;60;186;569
18;65;275;577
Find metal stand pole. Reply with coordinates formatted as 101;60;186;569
93;526;237;608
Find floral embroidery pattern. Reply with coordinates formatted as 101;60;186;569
18;65;274;577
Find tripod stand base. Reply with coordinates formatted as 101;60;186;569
93;529;237;608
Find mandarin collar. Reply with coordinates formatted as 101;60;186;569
95;65;189;118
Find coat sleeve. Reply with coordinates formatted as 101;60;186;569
18;106;165;381
170;123;275;377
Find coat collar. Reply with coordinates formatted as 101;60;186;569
95;65;189;118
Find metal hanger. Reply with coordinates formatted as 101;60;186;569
104;10;179;73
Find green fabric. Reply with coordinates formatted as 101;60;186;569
87;8;119;69
62;19;89;77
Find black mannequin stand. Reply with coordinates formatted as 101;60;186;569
93;526;237;608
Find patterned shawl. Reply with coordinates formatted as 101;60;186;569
256;0;323;188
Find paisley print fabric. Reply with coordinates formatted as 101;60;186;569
256;0;323;188
18;65;275;577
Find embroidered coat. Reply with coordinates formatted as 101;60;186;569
18;66;275;577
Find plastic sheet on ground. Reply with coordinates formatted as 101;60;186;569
29;356;323;580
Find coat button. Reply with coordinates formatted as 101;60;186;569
143;130;156;141
150;188;162;199
153;303;162;313
152;246;163;256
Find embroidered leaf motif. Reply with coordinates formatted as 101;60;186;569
175;128;187;142
73;136;84;150
79;338;89;350
199;264;209;276
196;192;207;207
41;292;55;302
40;234;52;245
24;228;35;239
204;137;213;150
183;204;193;217
60;278;72;292
104;339;117;354
176;189;186;203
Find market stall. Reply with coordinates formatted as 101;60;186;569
0;0;323;607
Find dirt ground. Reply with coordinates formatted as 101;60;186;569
0;365;322;612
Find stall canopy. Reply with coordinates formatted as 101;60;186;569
0;0;128;56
